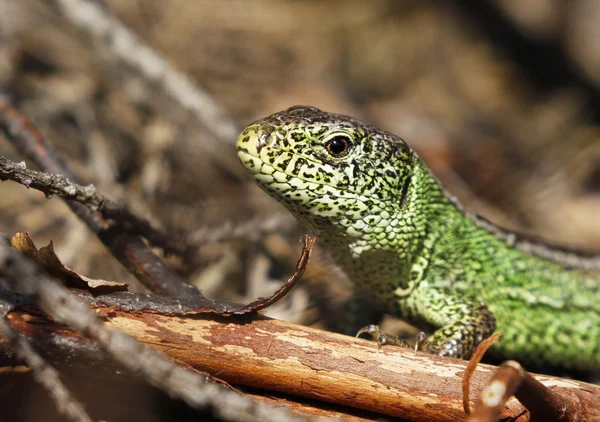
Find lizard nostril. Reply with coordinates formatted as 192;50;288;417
259;132;269;145
257;129;279;153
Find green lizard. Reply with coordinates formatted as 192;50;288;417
236;105;600;371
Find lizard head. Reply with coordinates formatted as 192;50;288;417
236;106;416;238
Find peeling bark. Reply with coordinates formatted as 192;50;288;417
5;304;599;422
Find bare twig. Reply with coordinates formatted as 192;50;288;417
0;155;100;204
0;240;316;422
468;360;599;422
0;100;202;300
463;332;599;421
0;300;93;422
49;0;239;143
0;153;184;255
462;331;503;415
235;235;315;313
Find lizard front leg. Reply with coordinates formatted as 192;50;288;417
406;287;497;359
360;287;497;359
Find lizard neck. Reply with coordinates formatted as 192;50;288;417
298;156;443;301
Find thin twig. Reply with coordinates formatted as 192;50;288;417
468;360;596;422
0;240;318;422
235;235;315;313
462;331;503;415
0;300;93;422
0;100;202;300
49;0;239;143
0;154;184;255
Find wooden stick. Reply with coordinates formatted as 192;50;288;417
7;304;599;422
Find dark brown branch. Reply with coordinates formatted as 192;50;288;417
75;234;311;315
0;100;201;300
2;231;313;317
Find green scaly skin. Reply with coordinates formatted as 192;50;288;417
236;106;600;370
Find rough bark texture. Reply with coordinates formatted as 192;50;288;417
5;304;599;422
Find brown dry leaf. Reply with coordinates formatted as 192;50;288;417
11;232;128;293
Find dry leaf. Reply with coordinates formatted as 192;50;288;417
11;232;128;294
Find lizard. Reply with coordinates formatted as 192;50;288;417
235;105;600;371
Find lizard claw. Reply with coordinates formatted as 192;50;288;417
356;324;381;339
415;331;428;353
356;324;411;350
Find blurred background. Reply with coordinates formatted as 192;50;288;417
1;0;600;420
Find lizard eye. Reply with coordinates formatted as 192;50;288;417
326;135;351;157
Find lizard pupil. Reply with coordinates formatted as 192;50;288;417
326;136;350;157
